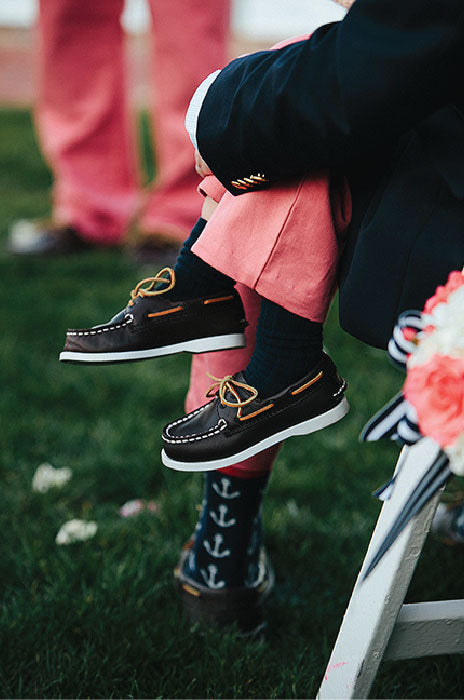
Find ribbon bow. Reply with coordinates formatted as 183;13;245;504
362;311;425;446
361;310;452;579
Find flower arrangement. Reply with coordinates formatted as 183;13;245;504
401;270;464;475
358;272;464;577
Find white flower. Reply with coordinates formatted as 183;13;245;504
422;288;464;345
408;286;464;369
55;519;98;545
407;332;437;368
432;286;464;329
32;463;72;493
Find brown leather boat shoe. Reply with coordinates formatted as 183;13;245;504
162;353;348;472
60;268;247;364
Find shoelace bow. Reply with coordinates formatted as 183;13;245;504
128;267;175;307
206;373;258;419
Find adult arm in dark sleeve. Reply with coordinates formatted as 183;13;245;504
196;0;464;194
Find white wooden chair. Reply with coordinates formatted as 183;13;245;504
317;437;464;699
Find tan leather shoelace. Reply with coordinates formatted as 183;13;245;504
128;267;175;307
206;373;259;419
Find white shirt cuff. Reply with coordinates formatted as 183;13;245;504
185;69;221;150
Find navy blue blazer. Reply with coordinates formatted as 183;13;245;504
195;0;464;348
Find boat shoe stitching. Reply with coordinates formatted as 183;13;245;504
203;295;235;305
164;404;228;444
290;371;323;395
163;420;227;444
147;305;184;318
66;317;133;337
334;379;347;397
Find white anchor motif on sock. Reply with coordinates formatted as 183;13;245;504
203;532;231;558
212;477;240;500
200;564;226;589
188;550;196;571
209;503;236;528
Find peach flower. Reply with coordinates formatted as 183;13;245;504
405;354;464;447
423;271;464;314
402;327;418;342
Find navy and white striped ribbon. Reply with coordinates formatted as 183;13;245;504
361;392;422;446
387;310;424;368
362;310;424;447
363;452;452;579
359;309;455;579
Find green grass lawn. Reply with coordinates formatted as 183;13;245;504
1;108;464;699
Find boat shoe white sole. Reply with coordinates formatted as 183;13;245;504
162;353;349;472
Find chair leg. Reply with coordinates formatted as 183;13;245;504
317;438;443;699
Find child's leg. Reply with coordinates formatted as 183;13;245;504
173;172;350;396
165;179;231;298
180;469;270;591
179;286;278;601
192;174;351;323
188;173;351;397
161;174;351;471
186;284;281;474
61;171;350;399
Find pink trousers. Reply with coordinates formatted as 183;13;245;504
186;173;352;476
36;0;230;244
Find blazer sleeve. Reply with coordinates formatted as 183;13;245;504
196;0;464;195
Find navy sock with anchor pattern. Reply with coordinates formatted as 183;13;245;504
183;471;269;589
168;218;235;301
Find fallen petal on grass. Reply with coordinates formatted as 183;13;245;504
119;499;159;518
32;463;72;493
56;519;98;545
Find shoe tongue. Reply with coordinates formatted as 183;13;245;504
223;372;256;403
108;308;127;324
232;370;247;385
